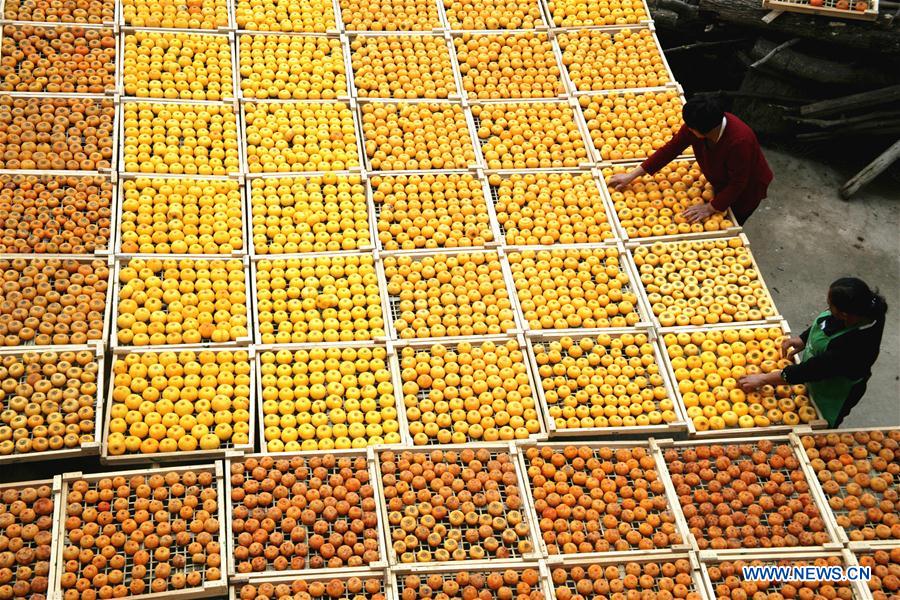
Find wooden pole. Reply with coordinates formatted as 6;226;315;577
840;139;900;199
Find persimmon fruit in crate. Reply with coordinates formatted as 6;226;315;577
0;482;56;598
525;445;681;553
235;576;386;600
707;557;857;600
550;559;700;600
398;568;544;600
857;550;900;600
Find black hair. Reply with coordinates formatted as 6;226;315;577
682;96;725;134
828;277;888;320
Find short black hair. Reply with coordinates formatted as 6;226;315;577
682;96;724;133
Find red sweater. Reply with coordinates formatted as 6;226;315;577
640;112;773;217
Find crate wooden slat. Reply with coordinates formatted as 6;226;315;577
387;333;548;446
253;342;404;453
656;435;845;556
790;427;900;550
515;438;692;560
520;327;689;439
109;254;253;352
55;463;228;600
100;345;256;464
0;342;105;464
655;319;829;439
224;450;390;580
762;0;879;21
372;441;542;567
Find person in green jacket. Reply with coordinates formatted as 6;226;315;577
738;277;888;428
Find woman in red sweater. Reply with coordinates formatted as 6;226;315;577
608;96;773;225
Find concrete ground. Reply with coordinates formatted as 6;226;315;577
745;147;900;428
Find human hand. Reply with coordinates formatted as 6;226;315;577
781;336;805;359
682;203;716;223
738;374;770;393
609;173;635;191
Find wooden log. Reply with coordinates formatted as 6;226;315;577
840;139;900;199
800;85;900;117
748;39;896;86
790;109;900;128
697;0;900;54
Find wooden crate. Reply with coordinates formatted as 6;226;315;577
538;0;652;29
229;569;392;600
253;342;404;453
110;255;253;352
0;476;63;599
627;233;782;330
100;346;256;464
0;253;115;348
118;0;237;31
597;161;743;244
224;450;390;579
544;552;705;600
367;169;502;254
656;435;845;556
849;545;900;600
791;427;900;550
250;250;390;346
698;549;870;600
0;342;105;464
380;246;523;342
656;319;829;439
515;438;693;560
483;168;620;247
55;463;228;600
387;334;548;446
113;175;249;258
388;561;553;600
521;328;689;439
503;241;654;333
763;0;878;21
371;441;543;567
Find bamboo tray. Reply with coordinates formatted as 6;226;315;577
0;23;117;97
0;476;63;599
245;171;376;257
598;161;743;244
249;250;391;345
656;319;829;439
109;254;254;352
502;241;654;333
118;98;242;179
791;426;900;550
0;253;115;348
515;438;693;560
386;333;548;446
252;341;404;453
544;552;705;600
483;168;620;247
113;175;249;258
229;569;392;600
371;441;543;567
656;435;845;556
54;463;229;600
0;342;105;464
117;28;239;101
521;328;689;439
223;450;390;579
697;549;870;600
763;0;879;21
367;169;503;254
0;94;117;177
627;233;782;330
553;24;675;97
0;173;118;257
99;345;256;464
380;246;524;342
388;561;554;600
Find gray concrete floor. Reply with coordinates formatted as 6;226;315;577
745;147;900;427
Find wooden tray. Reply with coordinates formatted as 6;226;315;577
763;0;878;21
388;561;554;600
223;450;390;579
515;438;693;560
229;569;392;600
521;328;689;439
0;342;105;464
55;463;228;600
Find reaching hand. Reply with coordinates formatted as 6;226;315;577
738;374;769;393
682;203;716;223
781;336;805;359
608;173;635;191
